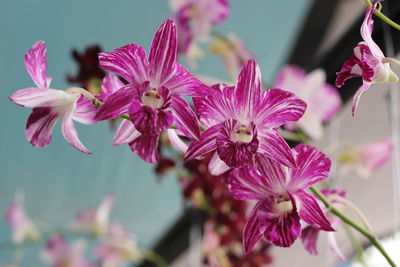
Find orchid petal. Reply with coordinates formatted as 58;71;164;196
9;88;71;108
327;231;347;261
300;226;320;255
185;123;221;161
256;89;306;129
129;134;160;163
95;85;136;121
352;82;371;117
312;83;342;121
235;59;261;120
25;107;59;148
170;96;200;140
148;18;177;84
208;152;230;175
207;0;230;25
24;41;49;88
164;63;209;97
100;74;124;99
359;138;393;170
360;3;385;59
72;95;97;125
112;120;141;146
274;65;307;96
288;145;331;191
254;153;287;194
243;201;266;254
259;197;301;248
258;130;296;168
167;129;188;154
99;44;148;87
62;110;91;154
296;191;334;231
228;166;271;200
216;119;259;168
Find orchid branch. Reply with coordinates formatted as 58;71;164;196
364;0;400;30
310;186;397;267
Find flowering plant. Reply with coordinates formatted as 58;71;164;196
3;0;400;266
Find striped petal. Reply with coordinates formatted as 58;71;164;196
185;123;221;161
129;134;160;163
208;152;230;175
99;44;148;87
112;120;141;146
9;88;71;108
148;18;177;85
258;130;296;168
72;95;97;125
25;107;59;148
300;226;320;255
296;191;334;231
24;41;50;88
61;110;91;154
352;82;371;117
243;201;266;254
95;85;136;121
170;96;200;140
167;129;188;154
100;74;124;100
288;145;331;191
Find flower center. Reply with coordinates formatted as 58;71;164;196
276;195;293;214
141;89;163;108
232;125;253;143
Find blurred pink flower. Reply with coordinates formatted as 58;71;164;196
94;223;142;267
41;235;93;267
275;66;342;140
6;194;39;244
72;195;115;237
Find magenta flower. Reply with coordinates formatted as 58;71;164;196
169;0;230;39
301;189;347;261
9;41;97;154
95;18;207;163
72;194;115;237
275;66;342;139
41;235;93;267
228;145;334;252
338;138;393;178
185;59;306;175
94;223;142;266
6;194;39;244
336;0;400;116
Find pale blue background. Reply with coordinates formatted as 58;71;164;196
0;0;310;265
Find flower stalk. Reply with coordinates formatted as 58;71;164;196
310;186;397;267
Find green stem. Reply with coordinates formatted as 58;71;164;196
143;249;169;267
310;186;397;266
364;0;400;30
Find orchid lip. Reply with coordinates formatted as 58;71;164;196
232;124;253;143
141;88;163;108
276;195;293;214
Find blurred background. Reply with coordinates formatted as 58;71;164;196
1;0;400;266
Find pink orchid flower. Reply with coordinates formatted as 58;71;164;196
338;138;393;178
41;235;93;267
94;223;142;266
228;145;334;252
72;195;115;237
9;41;98;154
169;0;229;40
336;0;400;116
6;194;39;244
301;189;347;261
95;18;208;163
185;59;306;175
275;66;342;139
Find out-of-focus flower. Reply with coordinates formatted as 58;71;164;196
336;0;400;116
94;223;142;267
6;194;39;244
9;41;98;154
228;145;334;252
95;18;208;163
41;235;93;267
301;189;347;261
209;33;254;80
275;66;342;140
169;0;230;40
186;59;306;175
154;157;176;177
67;45;106;94
72;195;115;237
337;138;393;178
